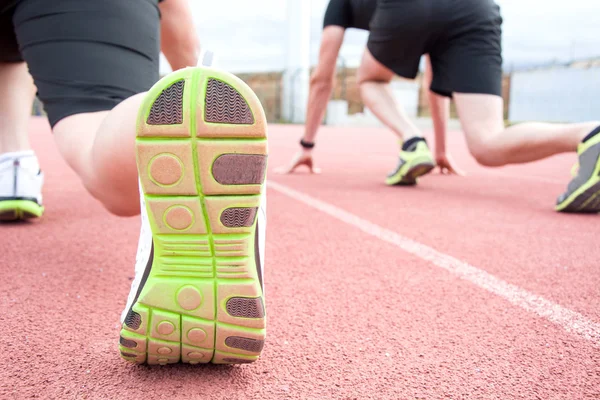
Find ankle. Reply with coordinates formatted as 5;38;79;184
401;136;426;151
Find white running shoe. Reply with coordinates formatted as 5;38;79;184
0;151;44;221
119;61;268;365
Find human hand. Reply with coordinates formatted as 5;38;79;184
435;153;465;176
274;150;321;175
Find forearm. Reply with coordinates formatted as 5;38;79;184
428;90;450;154
160;0;200;70
302;78;334;143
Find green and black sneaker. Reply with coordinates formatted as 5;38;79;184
386;137;435;186
556;126;600;213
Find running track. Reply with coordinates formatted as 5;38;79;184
1;118;599;399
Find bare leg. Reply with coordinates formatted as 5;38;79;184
53;93;145;216
356;49;422;141
0;62;37;153
454;93;599;166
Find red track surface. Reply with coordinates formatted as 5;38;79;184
2;118;599;399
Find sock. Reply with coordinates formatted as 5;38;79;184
582;126;600;143
401;137;426;151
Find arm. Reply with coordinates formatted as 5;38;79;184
276;26;345;174
159;0;201;71
424;55;464;175
303;26;345;143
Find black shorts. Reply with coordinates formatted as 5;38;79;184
0;0;161;127
367;0;503;97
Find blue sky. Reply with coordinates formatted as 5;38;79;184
161;0;600;73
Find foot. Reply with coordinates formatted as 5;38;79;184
119;65;268;365
0;151;44;221
556;127;600;213
386;137;435;186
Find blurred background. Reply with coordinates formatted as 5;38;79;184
34;0;600;125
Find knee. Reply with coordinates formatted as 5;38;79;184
356;71;369;86
357;80;368;96
467;138;506;167
86;181;140;217
54;138;137;216
357;78;383;99
102;198;140;217
356;70;369;87
357;74;388;87
80;171;140;217
356;67;389;87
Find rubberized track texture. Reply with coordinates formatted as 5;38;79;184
120;67;267;365
1;121;599;399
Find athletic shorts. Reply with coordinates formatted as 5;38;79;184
0;0;162;127
367;0;503;98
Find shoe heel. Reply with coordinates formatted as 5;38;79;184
120;66;267;365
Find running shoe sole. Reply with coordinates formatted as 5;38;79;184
399;163;435;186
556;169;600;213
386;161;435;186
556;142;600;213
0;199;43;221
119;67;268;365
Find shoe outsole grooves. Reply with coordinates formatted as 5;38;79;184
0;200;43;222
557;180;600;213
387;162;435;186
556;149;600;213
399;163;435;186
121;66;267;365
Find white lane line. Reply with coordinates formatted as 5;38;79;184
268;180;600;345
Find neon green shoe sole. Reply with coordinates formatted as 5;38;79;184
386;140;435;186
385;162;435;186
119;67;268;365
0;199;43;221
556;176;600;213
556;135;600;213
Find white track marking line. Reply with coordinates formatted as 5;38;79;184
268;180;600;345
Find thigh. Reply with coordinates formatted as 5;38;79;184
429;0;503;97
357;48;395;84
0;3;22;62
12;0;161;127
454;93;504;149
366;0;430;80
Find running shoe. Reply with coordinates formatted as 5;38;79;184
386;137;435;186
0;151;44;221
119;58;268;365
556;127;600;213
